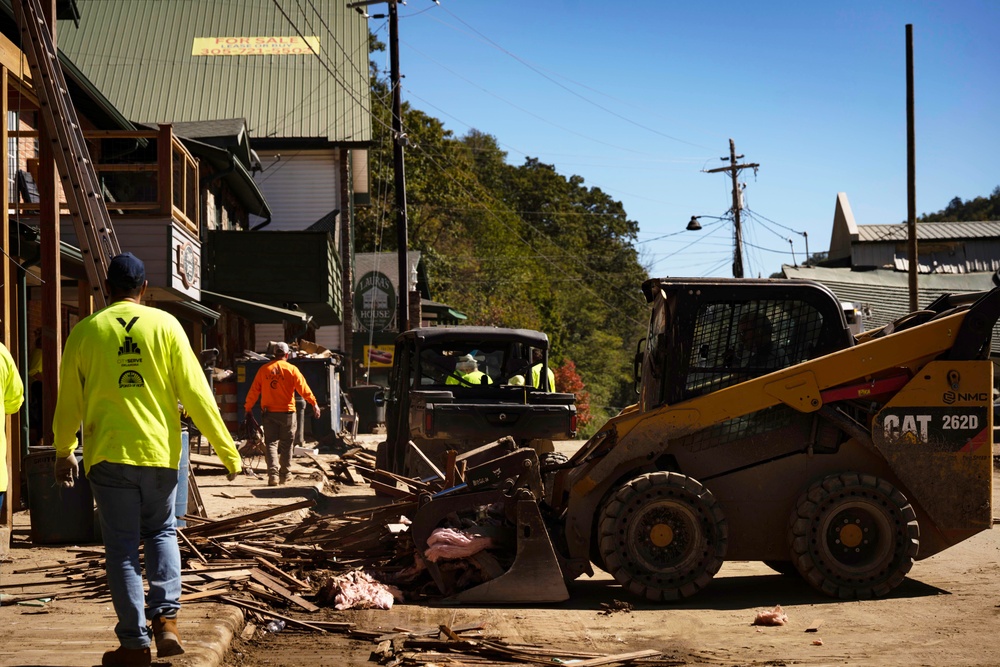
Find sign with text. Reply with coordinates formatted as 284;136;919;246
192;36;320;56
354;271;396;332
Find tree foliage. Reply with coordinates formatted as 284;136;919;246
916;186;1000;222
357;43;649;435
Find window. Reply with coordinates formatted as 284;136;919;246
685;299;825;397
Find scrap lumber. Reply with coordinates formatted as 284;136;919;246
219;596;330;633
254;557;311;591
249;568;319;612
183;499;316;537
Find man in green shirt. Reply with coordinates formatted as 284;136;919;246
52;253;242;667
0;340;24;513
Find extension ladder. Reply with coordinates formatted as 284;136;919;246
13;0;121;307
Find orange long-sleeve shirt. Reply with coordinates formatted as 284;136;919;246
244;359;319;413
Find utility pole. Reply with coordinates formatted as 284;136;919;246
905;24;918;311
349;0;409;332
388;0;409;332
706;139;758;278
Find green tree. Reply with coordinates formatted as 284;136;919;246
355;35;649;432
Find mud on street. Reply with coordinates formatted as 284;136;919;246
224;460;1000;667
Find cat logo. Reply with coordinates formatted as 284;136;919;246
883;414;930;444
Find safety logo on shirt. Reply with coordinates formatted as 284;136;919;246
119;370;145;388
116;317;143;368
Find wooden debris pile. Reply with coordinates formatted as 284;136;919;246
355;623;671;667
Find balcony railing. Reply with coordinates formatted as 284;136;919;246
9;125;199;236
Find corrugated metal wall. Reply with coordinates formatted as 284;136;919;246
253;149;339;233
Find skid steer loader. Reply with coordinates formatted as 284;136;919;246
407;278;998;603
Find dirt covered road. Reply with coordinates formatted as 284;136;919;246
226;464;1000;667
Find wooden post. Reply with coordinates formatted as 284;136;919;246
158;124;173;217
1;65;10;552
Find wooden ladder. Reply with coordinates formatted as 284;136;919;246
14;0;121;308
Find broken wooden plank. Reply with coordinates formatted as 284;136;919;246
254;557;310;591
183;499;316;537
219;596;329;633
249;568;319;613
177;528;208;564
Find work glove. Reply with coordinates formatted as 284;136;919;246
54;453;79;488
312;404;321;419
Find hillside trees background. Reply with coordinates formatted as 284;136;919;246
355;44;649;432
916;186;1000;222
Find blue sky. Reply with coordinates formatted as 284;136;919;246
368;1;999;279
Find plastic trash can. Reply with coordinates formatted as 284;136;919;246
24;449;98;545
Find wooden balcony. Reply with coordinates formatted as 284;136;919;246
10;125;200;237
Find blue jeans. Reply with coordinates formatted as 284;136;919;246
88;462;180;649
0;490;5;511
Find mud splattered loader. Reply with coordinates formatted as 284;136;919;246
408;277;998;603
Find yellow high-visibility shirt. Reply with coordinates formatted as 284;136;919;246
52;301;241;475
0;343;24;493
530;363;556;391
445;370;492;386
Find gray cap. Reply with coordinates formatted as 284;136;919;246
274;342;289;356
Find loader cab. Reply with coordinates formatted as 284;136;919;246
638;278;854;411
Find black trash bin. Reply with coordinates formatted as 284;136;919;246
346;384;387;434
24;449;99;545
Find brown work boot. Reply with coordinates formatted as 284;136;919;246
152;614;185;658
279;473;288;485
101;646;151;667
268;474;278;486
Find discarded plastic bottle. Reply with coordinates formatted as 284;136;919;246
264;620;286;633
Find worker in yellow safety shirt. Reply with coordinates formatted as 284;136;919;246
0;341;24;514
52;252;242;667
446;353;493;386
510;349;556;391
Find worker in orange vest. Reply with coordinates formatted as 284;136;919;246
244;342;321;486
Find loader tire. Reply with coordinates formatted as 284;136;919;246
597;471;727;602
789;473;918;599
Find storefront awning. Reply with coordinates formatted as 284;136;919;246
201;289;310;324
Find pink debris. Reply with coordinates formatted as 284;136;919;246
423;527;494;563
812;638;824;646
331;570;399;610
752;604;789;626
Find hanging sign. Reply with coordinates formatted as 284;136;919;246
354;271;396;332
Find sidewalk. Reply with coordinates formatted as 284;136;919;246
0;442;369;667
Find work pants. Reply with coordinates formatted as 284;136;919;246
262;410;296;477
88;462;180;650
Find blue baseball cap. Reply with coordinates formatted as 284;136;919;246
107;252;146;290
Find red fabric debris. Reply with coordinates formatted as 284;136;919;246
752;604;789;626
423;527;494;563
330;570;399;610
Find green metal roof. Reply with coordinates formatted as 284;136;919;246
56;0;371;145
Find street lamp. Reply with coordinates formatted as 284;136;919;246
686;216;703;231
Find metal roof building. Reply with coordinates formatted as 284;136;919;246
56;0;371;146
785;193;1000;354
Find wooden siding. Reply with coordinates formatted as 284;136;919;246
205;230;342;325
254;149;339;233
58;215;199;300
